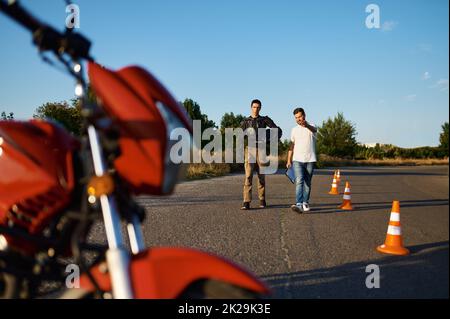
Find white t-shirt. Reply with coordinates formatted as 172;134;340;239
290;123;317;162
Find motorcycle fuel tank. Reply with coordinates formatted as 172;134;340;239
0;120;79;250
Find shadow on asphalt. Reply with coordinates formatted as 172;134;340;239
138;197;449;211
307;199;449;214
313;170;448;177
274;168;448;177
238;199;448;214
261;241;449;298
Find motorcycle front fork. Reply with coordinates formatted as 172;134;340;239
87;125;145;299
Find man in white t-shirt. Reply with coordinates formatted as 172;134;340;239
286;107;317;213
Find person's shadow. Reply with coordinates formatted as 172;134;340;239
261;241;449;298
266;199;448;214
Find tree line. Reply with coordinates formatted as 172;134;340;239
2;98;449;159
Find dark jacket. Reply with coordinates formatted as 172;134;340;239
240;115;283;142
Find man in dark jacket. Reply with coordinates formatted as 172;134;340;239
240;99;282;210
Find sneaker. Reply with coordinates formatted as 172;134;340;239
241;202;250;210
291;204;303;214
302;202;310;212
259;200;267;208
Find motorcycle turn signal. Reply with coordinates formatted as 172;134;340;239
87;174;115;198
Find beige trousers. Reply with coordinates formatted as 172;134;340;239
243;148;266;202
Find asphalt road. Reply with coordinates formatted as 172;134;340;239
106;166;449;298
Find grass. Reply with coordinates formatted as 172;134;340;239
184;155;448;180
317;155;449;167
185;163;232;180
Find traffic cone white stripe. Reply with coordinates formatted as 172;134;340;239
344;188;350;193
343;195;351;200
390;212;400;222
387;225;402;236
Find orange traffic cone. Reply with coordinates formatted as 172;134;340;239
336;170;341;183
328;172;339;195
377;201;409;256
338;182;353;210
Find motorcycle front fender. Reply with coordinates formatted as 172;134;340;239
79;247;270;298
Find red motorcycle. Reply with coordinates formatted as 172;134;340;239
0;1;269;299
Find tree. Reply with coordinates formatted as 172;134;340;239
220;112;245;132
182;98;216;130
33;101;82;136
278;139;291;155
1;111;14;120
316;112;358;158
439;122;449;155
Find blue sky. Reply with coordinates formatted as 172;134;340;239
0;0;448;147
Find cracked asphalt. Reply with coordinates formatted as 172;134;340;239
94;165;449;298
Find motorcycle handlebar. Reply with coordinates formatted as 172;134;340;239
0;0;92;60
0;0;42;33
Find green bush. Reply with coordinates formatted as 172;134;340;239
316;112;357;158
